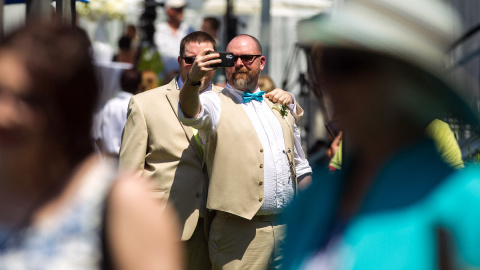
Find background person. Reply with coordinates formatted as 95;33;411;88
140;70;159;92
155;0;195;75
201;17;225;86
112;35;136;64
137;24;164;84
100;68;142;156
258;74;276;93
0;22;181;270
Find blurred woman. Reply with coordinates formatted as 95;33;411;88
0;22;182;270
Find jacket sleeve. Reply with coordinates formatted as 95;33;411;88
119;96;149;176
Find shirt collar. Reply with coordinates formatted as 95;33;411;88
224;83;261;103
177;76;213;93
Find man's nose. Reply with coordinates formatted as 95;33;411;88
234;56;244;67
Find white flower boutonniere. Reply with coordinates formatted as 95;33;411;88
272;103;289;118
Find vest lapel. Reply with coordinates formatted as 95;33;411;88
165;80;203;162
264;98;295;133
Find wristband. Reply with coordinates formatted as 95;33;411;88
187;74;201;86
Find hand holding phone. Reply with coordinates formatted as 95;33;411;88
206;52;235;68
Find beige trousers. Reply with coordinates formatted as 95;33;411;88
208;212;286;270
184;217;211;270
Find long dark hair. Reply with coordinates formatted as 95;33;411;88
1;22;99;166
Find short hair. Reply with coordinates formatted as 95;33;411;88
0;22;98;165
118;35;132;50
179;31;217;57
121;69;142;94
203;17;220;31
228;34;262;54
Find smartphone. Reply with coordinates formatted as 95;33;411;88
206;52;235;68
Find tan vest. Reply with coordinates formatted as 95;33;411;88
205;89;297;220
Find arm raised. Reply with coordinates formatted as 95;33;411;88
179;48;221;118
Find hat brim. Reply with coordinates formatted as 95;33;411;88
299;11;480;129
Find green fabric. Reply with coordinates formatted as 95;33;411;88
137;47;164;85
329;119;464;170
192;127;203;159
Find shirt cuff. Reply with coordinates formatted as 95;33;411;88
177;102;205;127
286;93;297;114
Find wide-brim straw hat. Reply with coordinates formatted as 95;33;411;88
300;0;479;127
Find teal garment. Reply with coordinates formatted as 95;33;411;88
282;139;480;270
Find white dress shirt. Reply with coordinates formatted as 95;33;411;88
154;21;195;74
99;91;133;154
179;84;312;215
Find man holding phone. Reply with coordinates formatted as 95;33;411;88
119;31;219;270
178;34;312;269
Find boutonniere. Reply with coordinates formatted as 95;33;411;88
272;103;289;118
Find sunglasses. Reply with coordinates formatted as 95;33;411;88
182;56;196;65
233;54;262;64
182;54;262;65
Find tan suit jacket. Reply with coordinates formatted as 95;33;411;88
119;77;222;241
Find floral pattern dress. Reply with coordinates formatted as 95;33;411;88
0;158;117;270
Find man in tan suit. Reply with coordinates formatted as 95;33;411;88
179;35;312;269
119;31;219;270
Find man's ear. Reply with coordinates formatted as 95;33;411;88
259;56;266;71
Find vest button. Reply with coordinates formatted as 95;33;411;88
259;164;263;168
288;149;292;153
196;192;201;198
259;197;263;202
260;148;264;153
259;181;263;186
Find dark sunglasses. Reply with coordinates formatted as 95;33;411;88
233;54;262;64
182;54;262;65
182;56;196;65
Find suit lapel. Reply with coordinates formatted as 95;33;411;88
165;79;203;161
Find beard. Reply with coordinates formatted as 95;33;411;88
229;68;260;90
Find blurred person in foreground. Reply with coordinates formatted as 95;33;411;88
100;69;142;156
282;0;480;269
0;22;182;270
119;31;221;270
179;34;312;269
328;118;465;171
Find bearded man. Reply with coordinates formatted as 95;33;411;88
178;34;312;269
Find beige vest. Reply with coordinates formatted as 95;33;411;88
205;89;297;220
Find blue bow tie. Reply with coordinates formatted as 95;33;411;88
242;91;265;103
